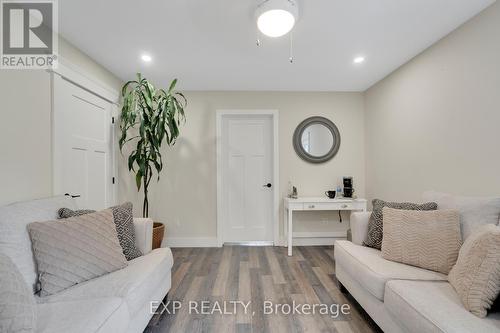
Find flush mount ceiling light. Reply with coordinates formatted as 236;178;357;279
256;0;299;38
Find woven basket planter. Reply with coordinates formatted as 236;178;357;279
152;222;165;250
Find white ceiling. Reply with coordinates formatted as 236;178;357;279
59;0;495;91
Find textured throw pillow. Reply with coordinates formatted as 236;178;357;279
0;252;36;332
0;195;77;293
423;191;500;241
111;202;142;260
448;224;500;318
58;203;142;260
58;207;95;218
381;208;462;274
364;199;438;250
28;209;127;296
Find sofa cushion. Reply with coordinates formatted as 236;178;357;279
382;208;462;274
364;199;437;250
110;202;143;261
57;203;143;261
0;253;36;333
0;196;77;292
28;209;128;296
423;191;500;241
448;224;500;318
58;208;96;218
385;280;500;333
334;240;446;301
36;297;129;333
41;247;173;317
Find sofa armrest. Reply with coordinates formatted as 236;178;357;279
133;218;153;255
350;211;372;245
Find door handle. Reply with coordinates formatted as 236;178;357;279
263;183;272;188
65;193;81;198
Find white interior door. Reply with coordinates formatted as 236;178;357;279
52;74;114;210
221;114;274;243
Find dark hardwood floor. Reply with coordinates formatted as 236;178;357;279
146;246;381;333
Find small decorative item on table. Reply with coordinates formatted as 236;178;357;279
152;222;165;249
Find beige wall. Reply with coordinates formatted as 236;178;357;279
0;70;52;205
0;37;122;206
364;2;500;203
118;92;365;242
3;2;499;244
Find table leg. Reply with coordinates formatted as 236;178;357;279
287;208;293;256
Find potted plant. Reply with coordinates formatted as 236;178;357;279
119;73;186;248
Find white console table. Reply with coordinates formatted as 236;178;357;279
284;197;367;256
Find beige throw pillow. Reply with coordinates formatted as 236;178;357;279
448;224;500;318
28;209;127;296
382;207;462;274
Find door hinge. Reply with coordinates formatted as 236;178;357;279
112;177;115;184
111;117;115;124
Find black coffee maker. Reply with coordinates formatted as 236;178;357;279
343;177;354;198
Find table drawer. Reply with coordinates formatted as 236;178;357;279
302;202;355;210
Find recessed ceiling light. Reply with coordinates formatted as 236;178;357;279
141;54;152;63
256;0;299;38
353;56;365;64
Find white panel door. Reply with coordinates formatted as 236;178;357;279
53;75;114;210
222;115;273;243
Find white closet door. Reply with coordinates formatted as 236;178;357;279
52;74;114;210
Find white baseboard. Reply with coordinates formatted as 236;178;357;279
293;231;347;238
163;237;219;248
163;232;347;248
291;237;345;246
276;231;348;246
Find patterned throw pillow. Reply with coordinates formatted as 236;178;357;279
111;202;142;260
0;253;36;333
448;224;500;318
28;209;127;296
363;199;438;250
58;207;95;218
382;208;462;274
58;203;142;260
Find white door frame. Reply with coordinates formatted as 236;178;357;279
50;59;120;206
216;110;279;247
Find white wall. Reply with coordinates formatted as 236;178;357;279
0;37;122;205
118;91;365;244
364;2;500;203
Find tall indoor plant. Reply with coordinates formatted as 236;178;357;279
119;73;186;218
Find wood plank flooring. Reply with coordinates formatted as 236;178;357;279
146;246;382;333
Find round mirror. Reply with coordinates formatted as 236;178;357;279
293;117;341;163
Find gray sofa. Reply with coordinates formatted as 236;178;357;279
0;196;173;333
335;211;500;333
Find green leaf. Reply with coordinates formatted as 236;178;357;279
121;80;138;97
135;170;142;191
168;78;178;93
128;153;136;171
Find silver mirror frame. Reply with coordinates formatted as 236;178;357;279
293;116;341;164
